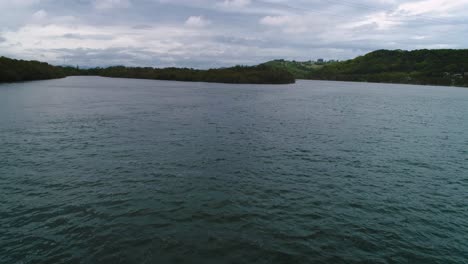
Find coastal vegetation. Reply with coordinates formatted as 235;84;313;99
0;56;79;83
261;59;327;79
2;49;468;87
0;56;294;84
307;49;468;87
85;65;295;84
261;50;468;87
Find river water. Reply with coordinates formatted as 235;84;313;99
1;77;467;263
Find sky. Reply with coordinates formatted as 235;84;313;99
0;0;467;68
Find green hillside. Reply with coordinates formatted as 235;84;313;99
261;59;325;79
308;49;468;87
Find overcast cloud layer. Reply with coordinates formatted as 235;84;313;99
0;0;467;68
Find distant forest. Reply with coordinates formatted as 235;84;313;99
265;49;468;87
0;57;295;84
308;49;468;87
86;65;295;84
0;57;79;82
2;49;468;87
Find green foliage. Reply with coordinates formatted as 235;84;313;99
261;59;325;79
0;56;295;84
308;49;468;87
0;56;80;82
5;50;467;87
85;64;295;84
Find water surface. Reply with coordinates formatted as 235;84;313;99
1;77;467;263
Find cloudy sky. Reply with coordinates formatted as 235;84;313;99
0;0;467;68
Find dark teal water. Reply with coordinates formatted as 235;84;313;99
1;77;467;263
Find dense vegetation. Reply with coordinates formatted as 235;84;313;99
307;49;468;87
86;65;295;84
0;57;79;83
4;50;468;87
261;59;325;79
0;56;295;84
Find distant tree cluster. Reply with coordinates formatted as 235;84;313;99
308;49;468;87
0;57;80;82
261;59;326;79
0;56;295;84
84;65;295;84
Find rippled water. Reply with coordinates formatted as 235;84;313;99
1;77;467;263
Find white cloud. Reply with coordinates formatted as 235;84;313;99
259;14;323;34
1;0;468;67
221;0;251;8
94;0;131;10
0;23;222;66
260;15;291;26
185;16;211;27
345;12;402;30
397;0;468;16
2;0;40;7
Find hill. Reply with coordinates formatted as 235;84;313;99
261;59;325;79
308;49;468;87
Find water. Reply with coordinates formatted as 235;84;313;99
1;77;467;264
